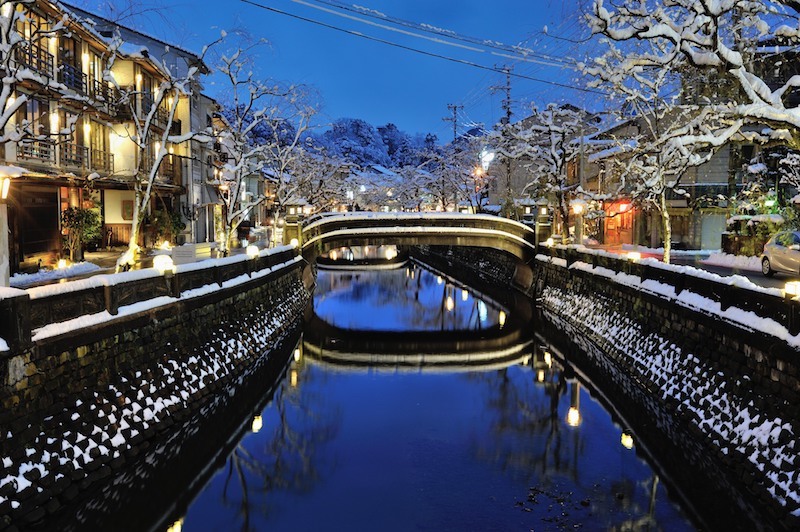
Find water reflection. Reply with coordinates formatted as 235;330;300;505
314;263;506;331
180;266;693;531
183;342;340;531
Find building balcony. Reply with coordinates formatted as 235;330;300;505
58;63;87;95
90;148;114;174
17;139;114;176
14;41;54;78
141;154;183;186
59;142;89;169
139;93;171;128
17;139;55;163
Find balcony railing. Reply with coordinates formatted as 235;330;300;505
58;63;87;95
17;139;55;163
89;78;115;105
90;148;114;174
60;142;89;169
140;93;170;127
164;155;182;182
15;41;54;78
140;154;183;185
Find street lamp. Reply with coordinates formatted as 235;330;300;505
572;202;585;245
0;176;10;200
0;175;12;287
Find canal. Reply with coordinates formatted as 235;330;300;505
172;260;695;531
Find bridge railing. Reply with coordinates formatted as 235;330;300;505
538;245;798;335
0;246;299;352
301;212;537;249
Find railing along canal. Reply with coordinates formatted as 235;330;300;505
538;245;800;335
0;246;298;351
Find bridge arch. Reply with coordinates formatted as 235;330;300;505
299;212;538;263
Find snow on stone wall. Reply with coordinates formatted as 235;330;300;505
0;266;310;527
536;259;800;528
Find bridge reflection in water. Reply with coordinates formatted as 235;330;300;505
177;259;695;531
305;259;533;372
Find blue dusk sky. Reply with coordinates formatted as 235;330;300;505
72;0;595;139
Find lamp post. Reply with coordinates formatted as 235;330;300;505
572;202;585;246
0;175;12;287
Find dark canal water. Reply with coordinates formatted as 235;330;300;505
178;261;695;531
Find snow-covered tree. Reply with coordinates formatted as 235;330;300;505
495;104;589;240
106;31;222;268
587;0;800;149
0;1;99;284
214;41;295;252
316;118;390;168
582;7;747;262
259;85;317;242
291;144;351;212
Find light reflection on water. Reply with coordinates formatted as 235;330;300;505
314;264;505;331
179;266;694;531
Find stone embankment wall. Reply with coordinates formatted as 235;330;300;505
0;260;312;529
535;255;799;531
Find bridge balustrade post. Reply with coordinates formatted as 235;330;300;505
104;284;119;316
788;298;800;336
0;289;31;352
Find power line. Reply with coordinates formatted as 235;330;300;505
293;0;573;67
239;0;607;96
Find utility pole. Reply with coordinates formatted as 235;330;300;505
491;65;513;125
442;103;463;142
491;65;515;218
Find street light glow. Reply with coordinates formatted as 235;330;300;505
784;281;800;298
153;255;176;275
0;177;10;200
621;431;634;449
566;407;581;427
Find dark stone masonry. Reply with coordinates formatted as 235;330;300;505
534;254;800;531
0;260;312;530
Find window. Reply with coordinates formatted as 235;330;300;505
59;36;78;67
17;96;51;136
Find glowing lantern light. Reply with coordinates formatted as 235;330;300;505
784;281;800;299
153;254;175;275
252;415;263;434
566;407;582;427
621;431;634;449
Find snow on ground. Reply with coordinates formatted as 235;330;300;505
9;262;102;288
620;243;716;257
701;252;763;272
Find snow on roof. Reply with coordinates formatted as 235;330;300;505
117;42;150;59
60;2;207;67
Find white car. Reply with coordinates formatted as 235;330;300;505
761;231;800;276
